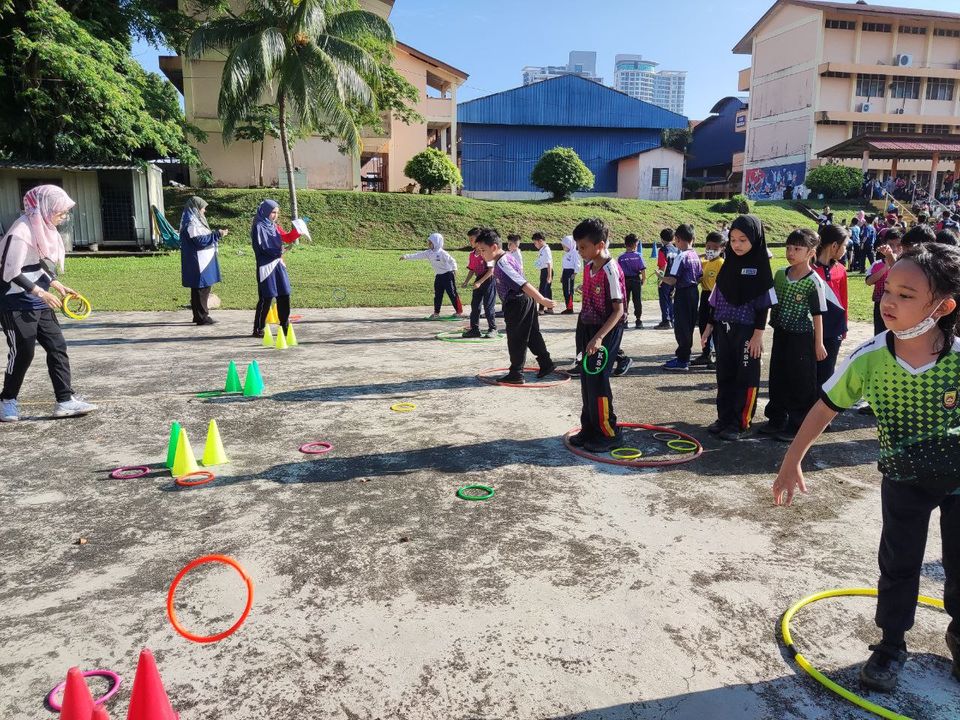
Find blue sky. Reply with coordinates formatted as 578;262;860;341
134;0;960;120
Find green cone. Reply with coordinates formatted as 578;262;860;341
224;360;242;393
165;421;182;469
243;361;264;397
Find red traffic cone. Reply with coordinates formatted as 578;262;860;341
91;706;111;719
126;649;176;720
59;667;95;720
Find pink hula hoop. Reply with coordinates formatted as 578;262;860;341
46;669;122;711
299;441;334;455
110;466;150;479
564;422;703;468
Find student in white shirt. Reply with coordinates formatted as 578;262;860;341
532;231;554;314
400;232;463;318
559;234;582;314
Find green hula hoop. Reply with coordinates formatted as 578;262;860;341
611;447;643;460
781;587;944;720
456;484;495;501
436;330;504;344
424;314;463;322
666;439;698;453
582;346;609;376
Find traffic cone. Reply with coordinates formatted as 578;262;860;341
224;361;242;393
261;325;273;348
275;326;288;350
126;649;177;720
242;361;264;397
164;421;181;470
201;420;228;466
285;323;297;347
171;428;199;478
91;706;111;720
59;667;94;720
265;303;279;325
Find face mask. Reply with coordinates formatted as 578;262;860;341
705;249;720;261
891;299;946;340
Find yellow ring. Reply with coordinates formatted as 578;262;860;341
610;447;643;460
61;293;91;320
781;587;945;720
390;403;416;413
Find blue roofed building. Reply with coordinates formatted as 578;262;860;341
686;96;748;199
457;75;689;200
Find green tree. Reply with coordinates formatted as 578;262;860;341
661;127;692;153
404;148;461;194
804;164;862;199
187;0;395;218
531;147;595;200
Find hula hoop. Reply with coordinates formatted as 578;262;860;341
166;554;253;644
174;470;215;488
781;588;945;720
332;288;347;302
436;329;504;344
110;466;150;480
390;402;417;412
299;441;333;455
611;447;644;460
423;314;462;322
667;439;699;453
476;366;571;389
61;293;92;320
196;390;227;399
652;431;681;441
456;484;495;501
582;346;609;376
564;423;703;468
289;314;303;322
46;669;122;712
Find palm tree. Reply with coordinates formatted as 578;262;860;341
187;0;394;218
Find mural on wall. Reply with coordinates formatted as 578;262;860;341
744;162;806;200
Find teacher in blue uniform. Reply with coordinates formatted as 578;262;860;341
179;196;227;325
251;199;300;337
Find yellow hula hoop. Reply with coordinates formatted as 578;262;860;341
780;587;945;720
390;402;416;413
61;293;92;320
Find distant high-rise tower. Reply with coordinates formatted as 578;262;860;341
522;50;603;86
614;54;686;115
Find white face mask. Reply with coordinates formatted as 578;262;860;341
891;299;946;340
705;249;720;261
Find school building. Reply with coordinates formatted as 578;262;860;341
735;0;960;200
685;96;748;198
159;0;467;192
457;75;688;201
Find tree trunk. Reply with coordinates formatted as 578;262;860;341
258;141;265;188
277;92;299;220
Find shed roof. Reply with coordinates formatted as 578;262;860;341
817;134;960;160
0;161;144;171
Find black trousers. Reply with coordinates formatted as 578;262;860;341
873;302;885;336
538;268;553;301
765;329;818;432
876;478;959;634
503;294;551;374
0;308;74;402
253;293;290;334
577;321;623;440
433;271;462;315
190;287;211;324
624;277;643;323
561;268;576;311
672;284;699;363
714;321;761;431
817;335;843;388
469;279;497;332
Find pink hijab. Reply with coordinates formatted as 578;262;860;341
23;185;75;272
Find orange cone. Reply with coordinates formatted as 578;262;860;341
126;649;177;720
59;667;95;720
91;706;111;719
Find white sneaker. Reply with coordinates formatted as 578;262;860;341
53;395;97;418
0;398;19;422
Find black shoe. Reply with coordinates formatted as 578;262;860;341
858;404;875;416
654;321;672;330
759;420;787;436
689;353;710;367
252;328;264;338
584;436;623;453
706;361;716;370
567;363;582;376
485;328;498;337
719;427;750;442
560;308;574;315
536;362;557;379
775;429;798;443
197;316;216;325
859;643;908;693
612;357;632;377
635;320;643;329
461;328;482;338
707;420;724;435
568;431;593;448
947;628;960;682
497;372;524;385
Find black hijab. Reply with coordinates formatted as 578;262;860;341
714;214;775;306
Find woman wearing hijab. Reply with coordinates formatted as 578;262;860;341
0;185;96;422
251;199;299;337
700;214;777;442
179;196;227;325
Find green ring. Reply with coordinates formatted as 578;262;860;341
582;346;609;375
424;315;463;321
652;432;681;441
196;390;227;399
667;439;699;453
611;447;643;460
436;330;503;344
456;484;495;501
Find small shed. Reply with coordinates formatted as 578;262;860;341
616;147;685;201
0;162;164;250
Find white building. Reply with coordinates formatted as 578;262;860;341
614;55;687;115
522;50;603;86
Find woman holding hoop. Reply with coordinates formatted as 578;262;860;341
251;199;299;338
179;196;227;325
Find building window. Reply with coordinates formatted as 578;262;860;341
887;123;916;133
890;77;920;99
822;71;851;78
853;122;883;136
862;22;892;33
926;78;955;101
825;19;856;30
652;168;669;188
898;25;927;35
856;74;885;97
921;124;950;135
934;28;960;38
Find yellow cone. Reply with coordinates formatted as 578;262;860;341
285;323;297;347
201;419;229;467
275;325;288;350
171;428;199;477
262;324;274;348
265;303;279;325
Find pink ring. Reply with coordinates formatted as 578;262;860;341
46;669;122;712
110;466;150;479
299;441;333;455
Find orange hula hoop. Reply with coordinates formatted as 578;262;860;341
166;554;253;643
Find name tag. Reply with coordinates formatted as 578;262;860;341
741;268;757;276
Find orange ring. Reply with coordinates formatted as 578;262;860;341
174;470;215;487
166;554;253;643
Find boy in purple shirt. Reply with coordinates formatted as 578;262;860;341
660;224;703;371
617;233;647;328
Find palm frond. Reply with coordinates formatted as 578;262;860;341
325;9;395;45
317;35;380;90
186;17;260;59
290;0;327;40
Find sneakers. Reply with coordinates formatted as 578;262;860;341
689;353;710;367
654;321;673;330
719;426;750;442
536;362;557;379
776;429;798;443
567;363;582;376
484;328;498;338
634;320;643;329
662;358;689;372
196;316;216;325
583;435;624;453
947;628;960;682
1;398;19;422
759;420;787;436
859;642;908;693
568;431;593;448
53;395;98;418
251;328;264;338
497;372;524;385
461;328;482;339
706;419;724;435
612;356;632;377
560;309;574;315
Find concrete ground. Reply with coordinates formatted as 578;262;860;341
0;305;956;720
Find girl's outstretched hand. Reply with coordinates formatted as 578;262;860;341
773;464;807;506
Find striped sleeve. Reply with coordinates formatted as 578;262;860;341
809;273;828;317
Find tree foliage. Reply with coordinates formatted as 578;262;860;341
530;147;595;200
404;148;461;194
661;127;692;153
804;163;862;199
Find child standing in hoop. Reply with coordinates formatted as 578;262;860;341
401;232;463;318
559;235;582;314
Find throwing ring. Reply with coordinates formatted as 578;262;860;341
436;329;504;344
299;441;333;455
167;554;254;643
390;402;417;413
564;423;703;468
653;432;681;441
667;439;699;453
423;314;462;322
582;346;609;375
289;314;303;322
195;390;226;399
332;289;347;302
110;466;150;480
781;588;944;720
456;484;495;501
611;447;643;460
46;669;122;712
476;366;571;389
175;470;215;488
61;293;92;320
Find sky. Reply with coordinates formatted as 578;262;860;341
134;0;960;120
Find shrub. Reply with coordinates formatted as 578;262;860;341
711;194;750;214
404;148;462;194
530;146;595;200
804;164;862;199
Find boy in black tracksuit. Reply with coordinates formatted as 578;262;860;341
660;224;703;371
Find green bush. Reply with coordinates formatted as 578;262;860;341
711;194;750;214
530;146;595;200
404;148;462;194
804;164;862;199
